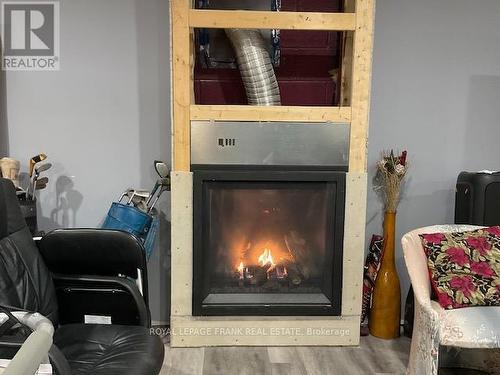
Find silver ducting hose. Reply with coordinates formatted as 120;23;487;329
225;29;281;106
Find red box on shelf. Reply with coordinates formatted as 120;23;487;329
194;0;342;106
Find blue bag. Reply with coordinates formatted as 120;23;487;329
102;202;152;238
142;214;160;259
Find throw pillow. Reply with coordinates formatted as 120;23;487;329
419;226;500;309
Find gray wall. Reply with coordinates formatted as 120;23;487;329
4;0;500;322
367;0;500;314
4;0;171;323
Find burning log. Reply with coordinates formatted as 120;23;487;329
284;231;313;280
235;261;245;286
234;246;302;287
266;264;287;281
283;260;302;286
275;264;288;280
250;266;267;285
244;267;254;281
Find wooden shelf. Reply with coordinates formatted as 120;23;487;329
190;105;351;123
189;9;356;31
172;0;375;172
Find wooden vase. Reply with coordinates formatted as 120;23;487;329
368;211;401;339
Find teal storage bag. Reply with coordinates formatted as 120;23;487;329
142;214;160;260
102;202;152;240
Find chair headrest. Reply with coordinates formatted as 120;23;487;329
0;178;27;239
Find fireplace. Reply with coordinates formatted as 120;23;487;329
193;169;345;316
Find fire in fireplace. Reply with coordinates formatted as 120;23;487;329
193;169;345;316
236;233;313;288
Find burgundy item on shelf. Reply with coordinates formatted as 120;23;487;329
194;0;342;106
279;29;339;56
195;55;338;106
280;0;340;12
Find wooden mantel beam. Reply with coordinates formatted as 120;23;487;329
189;9;356;31
190;105;352;123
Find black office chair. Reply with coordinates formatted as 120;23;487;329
0;178;164;374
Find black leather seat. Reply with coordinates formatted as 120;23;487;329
54;324;163;375
0;178;164;374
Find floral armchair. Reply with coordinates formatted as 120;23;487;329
401;225;500;375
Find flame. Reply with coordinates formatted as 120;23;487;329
237;261;244;279
235;247;288;281
237;261;244;272
258;248;275;268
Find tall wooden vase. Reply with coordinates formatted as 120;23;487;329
369;211;401;339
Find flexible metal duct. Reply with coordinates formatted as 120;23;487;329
225;29;281;106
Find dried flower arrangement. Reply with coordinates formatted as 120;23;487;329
376;150;408;213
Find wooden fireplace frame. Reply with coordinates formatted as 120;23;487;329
170;0;375;347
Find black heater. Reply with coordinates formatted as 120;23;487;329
455;171;500;226
192;168;345;316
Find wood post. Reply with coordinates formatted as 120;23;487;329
349;0;376;173
172;0;191;171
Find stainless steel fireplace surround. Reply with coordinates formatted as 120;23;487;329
191;120;350;167
191;120;350;317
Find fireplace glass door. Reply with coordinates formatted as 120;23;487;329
193;170;345;316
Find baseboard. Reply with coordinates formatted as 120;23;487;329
152;320;170;326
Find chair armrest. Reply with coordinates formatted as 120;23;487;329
0;335;24;348
0;312;54;375
53;274;150;327
48;345;72;375
402;225;485;375
0;339;71;375
401;229;434;310
402;227;442;375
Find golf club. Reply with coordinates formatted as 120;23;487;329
133;191;150;212
29;153;47;177
29;163;52;199
127;190;150;205
154;160;169;178
16;187;26;199
35;182;47;191
145;176;170;209
118;188;135;202
145;180;161;207
35;177;49;187
147;177;170;213
126;190;150;212
130;194;149;212
28;159;49;198
118;188;150;212
146;161;170;208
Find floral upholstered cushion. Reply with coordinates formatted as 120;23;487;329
419;226;500;309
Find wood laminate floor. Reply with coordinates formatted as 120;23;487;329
159;336;500;375
160;335;412;375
